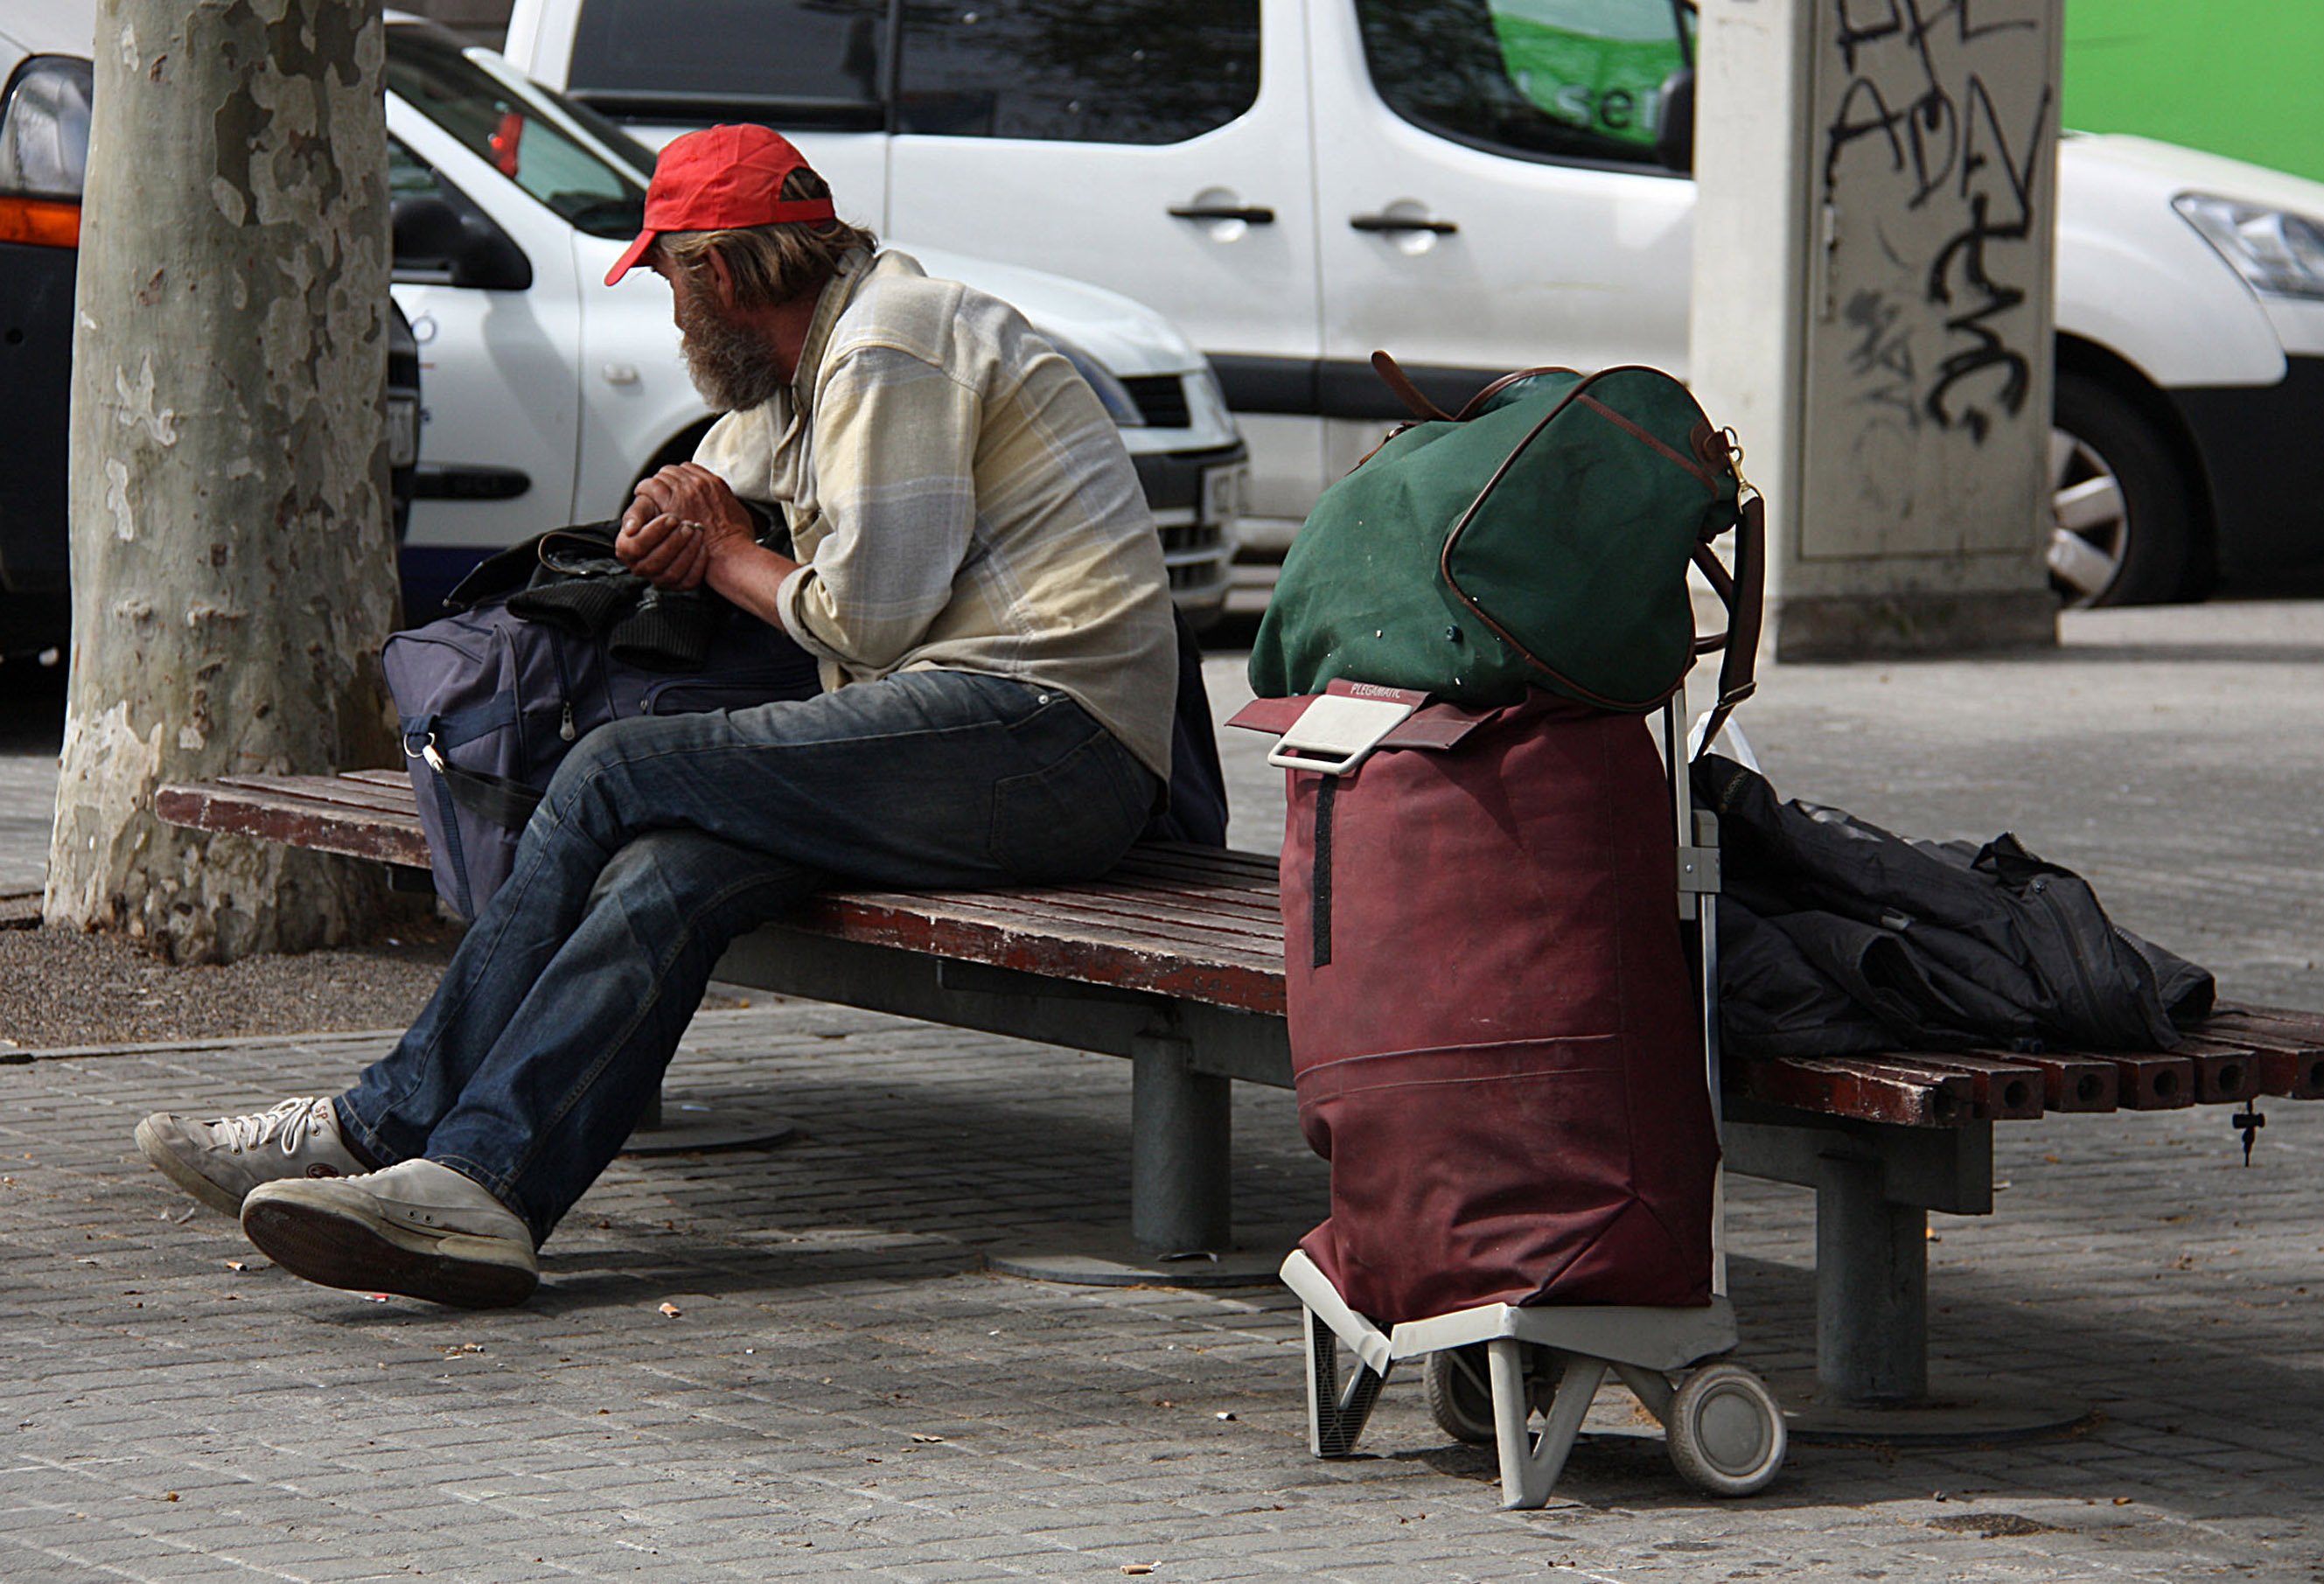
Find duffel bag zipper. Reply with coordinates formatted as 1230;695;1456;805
548;636;577;744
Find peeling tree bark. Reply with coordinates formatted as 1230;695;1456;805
48;0;400;964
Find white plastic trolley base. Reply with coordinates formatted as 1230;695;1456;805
1283;1250;1784;1507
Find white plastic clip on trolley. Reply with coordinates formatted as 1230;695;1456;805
1277;695;1788;1507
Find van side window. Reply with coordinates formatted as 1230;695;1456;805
566;0;888;129
897;0;1259;145
1357;0;1690;167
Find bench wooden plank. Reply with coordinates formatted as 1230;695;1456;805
153;783;431;870
797;891;1285;1013
2203;1008;2324;1099
806;903;1283;992
2097;1051;2197;1109
1877;1054;2048;1120
1725;1056;1972;1128
966;873;1285;933
1961;1048;2119;1113
2170;1037;2266;1105
211;771;422;811
809;869;1281;939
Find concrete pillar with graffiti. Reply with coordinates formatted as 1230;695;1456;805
1689;0;2062;659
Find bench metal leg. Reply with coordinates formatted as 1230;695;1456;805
986;1031;1285;1287
1727;1112;1986;1407
1727;1112;2085;1441
1133;1033;1232;1253
1815;1154;1926;1404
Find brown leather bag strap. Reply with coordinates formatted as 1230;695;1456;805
1369;350;1451;422
1691;492;1764;756
1453;363;1576;422
1372;352;1588;425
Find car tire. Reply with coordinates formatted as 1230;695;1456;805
2048;374;2205;608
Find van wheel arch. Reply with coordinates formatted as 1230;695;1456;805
2050;338;2217;606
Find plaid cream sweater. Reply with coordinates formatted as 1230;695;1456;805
693;249;1176;781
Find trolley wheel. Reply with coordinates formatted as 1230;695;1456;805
1424;1343;1563;1445
1665;1362;1785;1497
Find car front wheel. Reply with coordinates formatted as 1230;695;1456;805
2048;373;2205;608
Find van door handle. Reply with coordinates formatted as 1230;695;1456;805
1350;213;1458;234
1169;204;1276;225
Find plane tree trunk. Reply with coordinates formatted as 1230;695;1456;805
46;0;401;964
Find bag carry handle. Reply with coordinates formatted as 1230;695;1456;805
1370;349;1585;427
1369;350;1451;422
1451;363;1574;422
1690;491;1764;755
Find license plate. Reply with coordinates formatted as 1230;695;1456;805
387;396;422;470
1201;462;1246;527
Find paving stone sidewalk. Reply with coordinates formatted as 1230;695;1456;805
3;597;2321;1581
3;1012;2321;1582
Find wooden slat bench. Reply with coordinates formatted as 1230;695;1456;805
156;771;2324;1407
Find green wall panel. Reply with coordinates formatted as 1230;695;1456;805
2065;0;2324;183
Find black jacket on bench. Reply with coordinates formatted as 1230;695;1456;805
1694;755;2213;1060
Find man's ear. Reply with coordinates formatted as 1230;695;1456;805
702;247;741;311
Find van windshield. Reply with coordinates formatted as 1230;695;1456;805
385;26;646;237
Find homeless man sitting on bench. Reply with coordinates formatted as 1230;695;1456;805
132;125;1177;1308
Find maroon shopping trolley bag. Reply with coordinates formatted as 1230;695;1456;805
1232;683;1718;1327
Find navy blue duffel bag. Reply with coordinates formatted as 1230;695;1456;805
382;569;821;918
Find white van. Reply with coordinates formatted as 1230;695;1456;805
501;0;2324;608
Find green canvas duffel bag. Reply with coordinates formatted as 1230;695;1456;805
1249;354;1763;726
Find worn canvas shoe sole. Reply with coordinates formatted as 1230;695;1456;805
241;1186;539;1309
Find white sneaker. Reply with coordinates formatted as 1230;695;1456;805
135;1097;367;1218
240;1159;539;1309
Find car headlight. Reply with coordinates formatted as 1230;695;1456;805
1044;333;1146;428
2174;193;2324;302
0;56;94;199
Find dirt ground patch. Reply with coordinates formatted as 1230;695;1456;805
0;906;459;1050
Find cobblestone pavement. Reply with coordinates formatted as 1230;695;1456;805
3;1012;2321;1582
3;597;2321;1581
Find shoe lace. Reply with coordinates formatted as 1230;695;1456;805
215;1097;332;1155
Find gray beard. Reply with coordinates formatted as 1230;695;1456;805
676;286;787;413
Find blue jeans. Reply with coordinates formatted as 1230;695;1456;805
337;669;1157;1246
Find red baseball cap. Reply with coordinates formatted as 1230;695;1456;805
604;124;837;287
